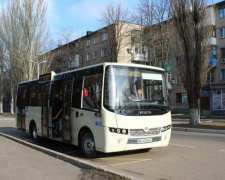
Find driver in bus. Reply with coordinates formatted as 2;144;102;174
129;88;143;101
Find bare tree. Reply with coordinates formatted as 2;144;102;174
170;0;213;124
1;0;49;113
99;2;130;62
133;0;172;69
0;23;6;113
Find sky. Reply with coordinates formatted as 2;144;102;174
0;0;224;42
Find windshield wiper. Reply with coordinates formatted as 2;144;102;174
118;101;136;113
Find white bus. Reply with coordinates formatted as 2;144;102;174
16;63;171;158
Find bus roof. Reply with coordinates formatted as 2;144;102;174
55;62;164;77
18;63;165;85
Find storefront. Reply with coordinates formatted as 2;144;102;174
212;88;225;115
202;84;225;115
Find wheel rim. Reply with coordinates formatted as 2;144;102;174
84;136;95;155
33;126;37;139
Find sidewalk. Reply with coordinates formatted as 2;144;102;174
172;117;225;134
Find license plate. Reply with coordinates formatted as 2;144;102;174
137;138;152;144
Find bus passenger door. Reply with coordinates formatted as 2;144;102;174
62;79;73;143
17;86;29;130
42;83;50;138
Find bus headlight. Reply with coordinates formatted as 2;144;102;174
109;128;128;135
161;125;171;132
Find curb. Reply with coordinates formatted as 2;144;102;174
172;127;225;134
0;132;136;180
172;118;225;122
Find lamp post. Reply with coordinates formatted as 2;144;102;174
29;60;47;77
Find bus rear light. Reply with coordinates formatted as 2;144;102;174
109;128;128;135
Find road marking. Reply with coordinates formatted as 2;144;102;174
0;119;14;121
98;157;150;161
170;143;195;148
97;157;151;167
219;150;225;152
109;159;151;167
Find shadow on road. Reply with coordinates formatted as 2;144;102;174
0;126;150;159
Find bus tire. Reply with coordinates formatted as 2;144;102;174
31;124;41;141
81;132;97;158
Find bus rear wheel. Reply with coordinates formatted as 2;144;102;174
81;132;97;158
32;124;41;141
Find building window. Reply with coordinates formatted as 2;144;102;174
178;75;182;83
207;70;214;82
176;93;187;103
93;51;97;60
213;89;225;110
167;73;171;83
219;8;225;19
75;43;79;49
80;42;83;49
221;48;225;60
101;48;107;57
175;57;181;66
80;55;83;66
102;33;108;41
212;27;216;37
87;40;90;47
176;93;182;103
221;69;225;80
219;28;225;38
93;37;98;44
87;53;90;61
211;46;217;59
62;61;67;68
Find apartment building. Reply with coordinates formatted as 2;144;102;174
49;1;225;115
167;1;225;115
50;21;144;73
201;1;225;115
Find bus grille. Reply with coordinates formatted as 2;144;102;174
129;128;161;136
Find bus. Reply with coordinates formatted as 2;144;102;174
16;63;171;158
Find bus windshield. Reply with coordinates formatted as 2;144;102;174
104;65;169;115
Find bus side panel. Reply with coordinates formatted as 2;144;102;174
25;106;42;136
70;108;104;151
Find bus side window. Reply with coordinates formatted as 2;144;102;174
72;79;82;108
82;74;102;111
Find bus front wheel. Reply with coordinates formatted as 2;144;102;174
81;132;97;158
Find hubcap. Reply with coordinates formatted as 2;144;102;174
33;126;37;139
84;137;95;154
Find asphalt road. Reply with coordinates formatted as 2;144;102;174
1;115;225;180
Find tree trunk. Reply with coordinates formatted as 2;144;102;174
189;108;200;125
10;82;14;114
0;83;3;113
10;94;14;114
0;101;3;113
189;99;200;125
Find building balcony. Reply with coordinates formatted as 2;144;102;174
210;37;216;45
208;58;217;67
132;53;148;62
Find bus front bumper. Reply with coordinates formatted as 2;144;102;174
98;127;171;153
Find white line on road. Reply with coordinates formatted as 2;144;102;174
0;119;15;121
219;150;225;152
169;143;195;148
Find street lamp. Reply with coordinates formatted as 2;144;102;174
29;60;47;77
